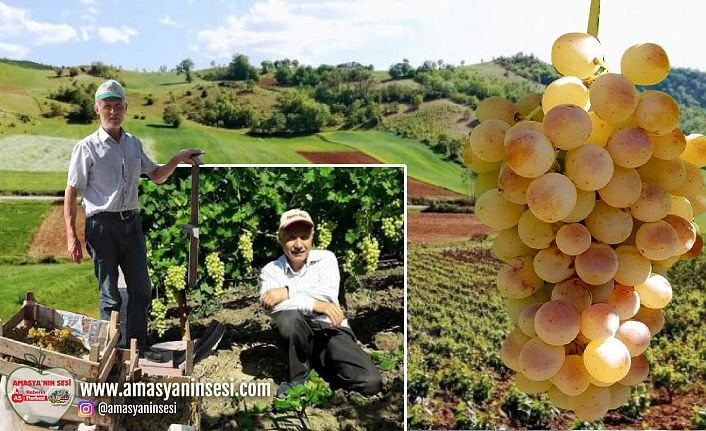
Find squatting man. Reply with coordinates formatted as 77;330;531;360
260;209;383;396
64;79;203;357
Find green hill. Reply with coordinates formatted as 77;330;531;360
2;53;706;196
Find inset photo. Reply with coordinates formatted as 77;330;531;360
0;165;405;431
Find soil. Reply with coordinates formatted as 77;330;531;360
146;266;405;431
406;178;464;199
28;204;86;261
298;151;381;164
407;212;498;244
426;366;705;431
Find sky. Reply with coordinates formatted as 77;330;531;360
0;0;704;73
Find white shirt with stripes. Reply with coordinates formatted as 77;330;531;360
260;249;348;328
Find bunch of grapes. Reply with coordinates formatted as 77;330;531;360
205;253;226;298
342;249;356;275
465;32;705;421
360;236;381;273
150;298;168;337
382;215;404;241
238;230;254;265
164;265;187;304
9;323;89;357
316;221;333;249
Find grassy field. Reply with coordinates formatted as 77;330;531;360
0;120;467;193
0;58;472;195
0;263;99;321
0;198;98;320
0;171;68;194
0;200;52;263
321;131;467;194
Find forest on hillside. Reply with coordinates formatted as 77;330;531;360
9;51;706;163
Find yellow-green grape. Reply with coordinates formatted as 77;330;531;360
360;236;381;273
317;221;333;249
342;249;356;274
146;250;154;277
164;265;187;304
238;230;254;264
205;253;225;298
391;199;402;209
150;298;168;337
382;214;405;241
382;217;395;239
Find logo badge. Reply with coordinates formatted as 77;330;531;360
77;401;94;417
5;354;76;425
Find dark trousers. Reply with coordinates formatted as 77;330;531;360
271;310;383;395
85;212;152;349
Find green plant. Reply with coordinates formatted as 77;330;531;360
407;404;432;430
653;365;689;403
163;104;182;128
616;383;650;420
265;370;333;431
454;402;491;430
370;346;404;371
407;370;432;400
693;406;706;430
501;389;558;429
568;419;605;430
230;395;269;431
139;167;404;305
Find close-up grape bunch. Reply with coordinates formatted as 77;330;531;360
463;24;705;422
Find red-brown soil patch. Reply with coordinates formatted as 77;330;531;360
425;377;704;430
299;151;464;199
407;178;464;198
299;151;381;164
0;83;27;94
28;204;86;261
407;212;497;244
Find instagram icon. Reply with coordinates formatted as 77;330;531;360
78;401;94;417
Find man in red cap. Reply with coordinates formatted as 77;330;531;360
260;209;382;397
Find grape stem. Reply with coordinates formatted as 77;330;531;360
593;57;609;71
524;105;543;121
587;0;600;38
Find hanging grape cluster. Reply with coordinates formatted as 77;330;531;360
206;253;226;298
360;236;381;273
342;249;356;275
382;215;404;241
150;298;167;336
164;265;187;304
238;230;254;267
465;31;705;421
316;221;333;249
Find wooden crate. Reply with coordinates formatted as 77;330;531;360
2;292;199;430
0;292;121;385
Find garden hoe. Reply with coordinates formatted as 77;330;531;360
151;152;225;371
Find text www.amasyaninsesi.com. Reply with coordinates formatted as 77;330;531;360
80;378;271;400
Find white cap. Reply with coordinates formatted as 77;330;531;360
279;209;314;230
95;79;125;102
